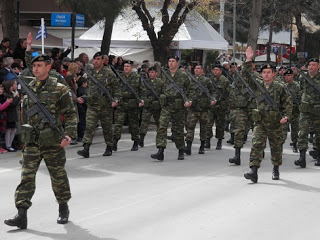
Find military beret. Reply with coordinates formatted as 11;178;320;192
279;66;287;70
284;69;294;75
31;54;51;64
148;66;157;72
212;64;223;69
261;64;276;71
307;58;319;65
167;55;180;61
230;62;237;66
93;52;103;59
141;64;149;69
123;60;134;65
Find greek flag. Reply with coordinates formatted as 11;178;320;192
35;24;47;40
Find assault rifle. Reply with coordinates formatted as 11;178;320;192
234;70;257;101
12;70;66;139
140;72;160;101
185;69;214;101
81;67;114;102
245;70;283;117
222;68;236;82
160;68;189;102
298;69;320;95
283;83;300;105
206;72;228;100
110;65;142;103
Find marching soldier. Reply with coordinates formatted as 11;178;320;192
151;56;195;161
184;65;216;155
4;54;77;229
281;69;301;153
242;47;292;183
295;58;320;167
77;52;120;158
138;67;164;147
205;64;230;150
112;60;145;151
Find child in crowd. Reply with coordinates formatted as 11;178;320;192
0;85;13;153
76;77;88;142
2;80;20;152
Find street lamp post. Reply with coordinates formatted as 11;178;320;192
233;0;236;63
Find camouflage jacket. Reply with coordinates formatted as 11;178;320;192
299;72;320;105
286;80;301;111
119;71;146;104
143;77;164;108
191;75;215;111
161;69;195;102
26;76;77;139
209;74;230;110
242;62;292;122
87;66;121;107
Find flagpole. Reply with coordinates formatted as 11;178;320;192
41;18;44;54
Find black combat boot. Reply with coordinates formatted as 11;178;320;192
308;133;314;143
77;143;90;158
204;138;211;149
151;147;164;161
4;207;28;229
244;166;258;183
103;146;112;156
57;203;69;224
112;138;119;151
292;142;298;153
199;141;205;154
178;149;184;160
309;148;318;160
294;150;306;168
167;135;174;142
138;134;145;147
216;139;222;150
272;166;280;180
229;147;241;165
131;141;138;151
184;140;192;155
226;133;234;145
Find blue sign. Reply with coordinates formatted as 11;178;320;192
76;14;85;27
273;46;278;54
51;13;71;27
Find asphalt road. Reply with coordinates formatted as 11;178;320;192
1;126;320;240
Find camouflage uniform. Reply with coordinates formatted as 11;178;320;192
139;77;164;136
242;62;292;168
83;66;120;146
297;72;320;151
282;81;301;145
185;75;214;142
16;76;77;209
156;69;195;150
206;75;230;140
113;72;145;141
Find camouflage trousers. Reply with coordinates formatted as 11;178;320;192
282;109;300;144
206;107;228;139
83;104;113;146
228;110;236;134
231;108;254;148
185;109;208;141
139;108;161;135
249;122;283;167
15;143;71;209
114;105;140;141
298;111;320;150
156;106;185;150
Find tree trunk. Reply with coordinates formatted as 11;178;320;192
0;0;19;47
295;12;305;52
247;0;263;57
152;40;170;66
266;24;273;63
101;17;114;55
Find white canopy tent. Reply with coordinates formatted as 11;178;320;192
255;53;289;63
64;8;228;63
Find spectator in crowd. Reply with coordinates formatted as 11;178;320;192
76;77;88;142
79;53;89;65
51;60;65;77
103;55;109;67
74;58;84;76
1;38;13;57
11;62;22;75
0;57;15;84
108;55;117;68
62;57;72;73
115;56;124;71
0;84;12;153
51;47;71;62
2;80;20;152
13;38;27;67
